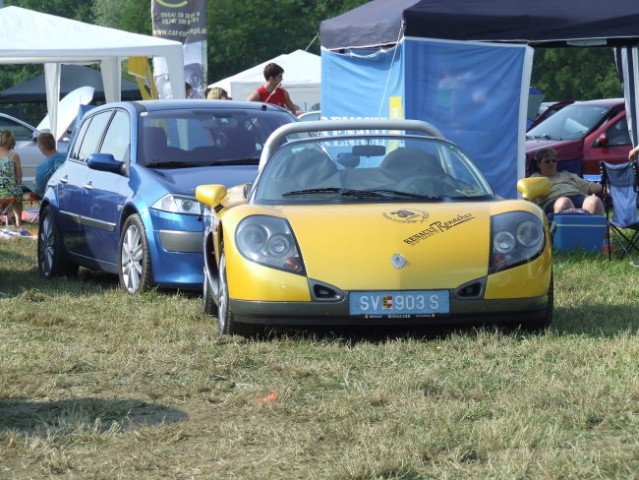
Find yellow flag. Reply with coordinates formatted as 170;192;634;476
128;57;158;100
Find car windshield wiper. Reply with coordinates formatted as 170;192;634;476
282;187;343;196
526;133;559;141
146;161;188;168
362;188;443;200
206;158;259;166
282;187;441;201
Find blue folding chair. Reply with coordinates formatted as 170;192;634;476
600;161;639;262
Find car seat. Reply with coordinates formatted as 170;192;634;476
381;147;444;181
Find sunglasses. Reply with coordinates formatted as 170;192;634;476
542;159;557;164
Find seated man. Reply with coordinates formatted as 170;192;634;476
530;148;604;215
35;132;66;195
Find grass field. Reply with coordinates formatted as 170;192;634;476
2;225;639;479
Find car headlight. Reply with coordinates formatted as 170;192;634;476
151;194;200;215
235;215;304;274
489;211;546;273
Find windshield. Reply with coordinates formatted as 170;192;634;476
252;134;494;204
526;103;615;141
140;108;294;168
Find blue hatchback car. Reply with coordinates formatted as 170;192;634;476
37;100;297;293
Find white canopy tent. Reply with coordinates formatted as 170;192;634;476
0;6;185;138
209;50;321;111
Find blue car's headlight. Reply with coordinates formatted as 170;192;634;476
235;215;304;274
152;194;200;215
489;212;546;273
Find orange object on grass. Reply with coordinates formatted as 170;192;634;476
254;392;279;404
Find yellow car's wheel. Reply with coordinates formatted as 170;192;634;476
203;269;217;316
218;251;262;338
217;252;234;335
524;273;553;332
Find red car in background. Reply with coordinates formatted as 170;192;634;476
525;98;631;177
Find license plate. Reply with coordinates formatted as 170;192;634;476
349;290;450;317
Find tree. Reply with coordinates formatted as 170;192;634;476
531;47;622;101
208;0;368;82
93;0;151;34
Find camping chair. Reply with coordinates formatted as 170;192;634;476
0;194;16;227
600;161;639;261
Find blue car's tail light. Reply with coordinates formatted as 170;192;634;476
235;215;304;274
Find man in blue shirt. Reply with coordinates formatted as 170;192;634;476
35;132;66;195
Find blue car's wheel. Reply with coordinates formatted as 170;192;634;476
119;214;153;294
38;205;78;279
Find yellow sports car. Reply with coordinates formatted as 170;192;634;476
196;119;553;336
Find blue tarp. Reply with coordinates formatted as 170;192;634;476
322;38;531;198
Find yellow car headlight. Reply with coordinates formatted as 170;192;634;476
490;212;546;273
235;215;304;274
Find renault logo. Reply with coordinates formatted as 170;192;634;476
391;253;406;269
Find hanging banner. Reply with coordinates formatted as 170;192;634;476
151;0;207;99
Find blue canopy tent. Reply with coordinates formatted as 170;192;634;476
319;0;639;198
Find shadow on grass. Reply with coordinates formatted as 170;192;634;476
252;323;528;344
249;304;639;343
1;266;202;298
552;303;639;337
0;397;188;435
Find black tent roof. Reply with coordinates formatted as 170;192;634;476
0;64;142;103
320;0;639;50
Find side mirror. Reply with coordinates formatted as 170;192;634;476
87;153;124;175
196;184;227;208
595;133;609;147
517;176;551;201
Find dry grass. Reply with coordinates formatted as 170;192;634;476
2;228;639;479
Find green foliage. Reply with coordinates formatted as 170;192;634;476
532;47;623;101
7;0;93;22
93;0;151;33
208;0;367;81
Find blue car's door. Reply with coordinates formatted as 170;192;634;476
55;157;89;257
59;109;113;261
82;109;132;269
55;110;112;258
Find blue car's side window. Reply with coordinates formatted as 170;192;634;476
100;110;131;162
75;110;112;164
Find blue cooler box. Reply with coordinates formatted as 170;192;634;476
551;214;607;252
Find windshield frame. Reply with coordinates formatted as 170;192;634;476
251;133;495;205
